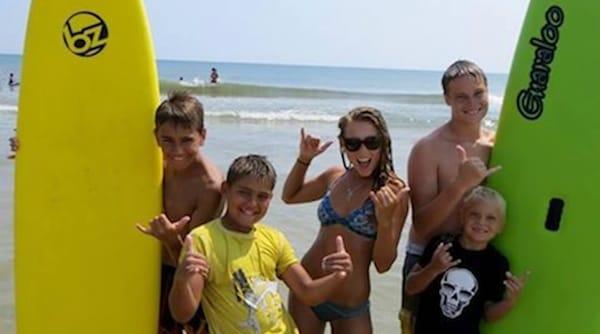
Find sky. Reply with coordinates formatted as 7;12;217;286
0;0;529;73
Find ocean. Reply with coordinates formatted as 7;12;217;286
0;53;507;333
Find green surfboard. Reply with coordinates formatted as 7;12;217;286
486;1;600;332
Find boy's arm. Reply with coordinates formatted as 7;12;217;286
371;178;410;273
405;263;437;296
281;265;347;306
405;242;460;295
409;142;498;241
280;236;351;306
189;181;224;230
281;128;340;204
136;214;190;264
168;236;209;323
167;180;223;263
484;271;529;322
136;182;223;264
483;299;515;323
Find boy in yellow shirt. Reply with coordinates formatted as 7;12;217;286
169;154;352;333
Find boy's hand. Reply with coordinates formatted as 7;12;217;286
176;235;210;279
429;242;461;275
503;270;529;305
136;214;190;247
298;128;333;163
370;178;410;228
455;145;501;190
321;235;352;278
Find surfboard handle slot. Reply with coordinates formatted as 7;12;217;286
545;198;564;232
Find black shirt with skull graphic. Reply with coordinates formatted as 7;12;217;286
414;235;509;334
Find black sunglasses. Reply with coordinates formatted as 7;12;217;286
343;136;382;152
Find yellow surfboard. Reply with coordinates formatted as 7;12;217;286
15;1;161;333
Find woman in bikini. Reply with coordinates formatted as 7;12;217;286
282;106;410;333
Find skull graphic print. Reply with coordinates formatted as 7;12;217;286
439;268;478;319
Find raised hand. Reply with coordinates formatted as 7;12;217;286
428;242;461;275
298;128;333;163
136;214;190;247
176;235;209;279
455;144;501;190
503;270;530;305
321;235;352;278
370;178;410;228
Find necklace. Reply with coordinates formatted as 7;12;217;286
344;180;367;201
338;170;371;201
345;186;355;200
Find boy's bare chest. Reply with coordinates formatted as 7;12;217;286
163;178;205;219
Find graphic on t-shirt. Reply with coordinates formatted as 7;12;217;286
439;268;478;319
233;268;281;333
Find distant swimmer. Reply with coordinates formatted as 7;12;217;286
179;76;202;87
8;129;18;160
8;73;19;88
209;68;219;84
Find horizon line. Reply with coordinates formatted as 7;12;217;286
0;52;508;76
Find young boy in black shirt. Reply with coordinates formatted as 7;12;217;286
405;186;528;334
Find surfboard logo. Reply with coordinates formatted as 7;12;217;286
63;11;109;57
517;6;564;121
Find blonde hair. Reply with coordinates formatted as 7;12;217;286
462;186;506;221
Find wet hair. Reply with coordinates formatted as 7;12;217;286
462;186;506;221
154;91;204;132
226;154;277;190
441;60;488;95
337;106;394;189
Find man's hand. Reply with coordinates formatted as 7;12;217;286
455;144;501;190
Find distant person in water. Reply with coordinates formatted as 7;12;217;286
209;68;219;84
8;73;19;88
8;129;18;159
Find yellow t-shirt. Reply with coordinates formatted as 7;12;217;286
187;219;300;334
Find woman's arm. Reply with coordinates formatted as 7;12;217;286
281;128;341;203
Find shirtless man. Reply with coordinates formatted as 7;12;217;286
400;60;500;333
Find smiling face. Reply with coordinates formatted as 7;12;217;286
221;175;273;233
340;120;383;178
444;75;489;126
460;198;504;247
155;122;205;171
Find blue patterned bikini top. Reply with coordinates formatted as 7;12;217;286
317;190;376;239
